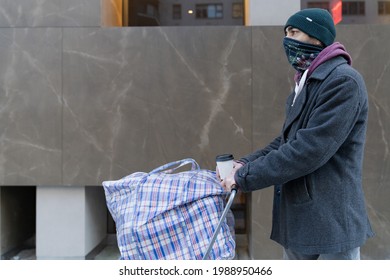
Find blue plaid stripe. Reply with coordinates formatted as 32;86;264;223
102;159;235;260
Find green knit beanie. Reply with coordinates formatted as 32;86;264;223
284;8;336;47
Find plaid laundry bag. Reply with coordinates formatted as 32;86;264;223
102;158;236;260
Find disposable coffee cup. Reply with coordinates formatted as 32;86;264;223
216;154;234;180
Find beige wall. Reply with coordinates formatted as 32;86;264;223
245;0;300;25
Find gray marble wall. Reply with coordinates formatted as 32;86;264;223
0;0;101;27
61;26;252;184
0;0;389;260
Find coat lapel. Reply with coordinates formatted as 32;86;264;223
284;85;308;133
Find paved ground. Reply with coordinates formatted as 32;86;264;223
4;234;249;260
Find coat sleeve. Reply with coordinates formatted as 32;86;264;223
235;72;365;192
238;135;282;164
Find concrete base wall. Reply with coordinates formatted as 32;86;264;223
36;186;107;260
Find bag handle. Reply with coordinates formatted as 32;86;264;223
148;158;200;175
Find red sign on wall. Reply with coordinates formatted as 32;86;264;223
331;0;342;24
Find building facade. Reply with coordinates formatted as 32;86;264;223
301;0;390;24
122;0;245;26
119;0;390;26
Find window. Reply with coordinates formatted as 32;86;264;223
342;1;365;16
196;4;223;19
172;4;181;19
378;1;390;15
232;2;243;19
146;4;157;17
307;1;330;11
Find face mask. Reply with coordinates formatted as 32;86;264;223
283;37;323;71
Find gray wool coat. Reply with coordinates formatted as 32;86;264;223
235;56;374;254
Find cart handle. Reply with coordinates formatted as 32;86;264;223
202;186;237;260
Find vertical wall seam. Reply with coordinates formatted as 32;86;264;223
250;26;254;153
61;27;64;185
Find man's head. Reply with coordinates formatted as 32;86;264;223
284;8;336;47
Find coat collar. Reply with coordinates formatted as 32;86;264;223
308;56;349;81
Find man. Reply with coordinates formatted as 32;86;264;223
221;8;374;260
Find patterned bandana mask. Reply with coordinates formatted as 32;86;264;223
283;37;323;71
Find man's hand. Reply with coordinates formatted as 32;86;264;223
219;161;243;192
